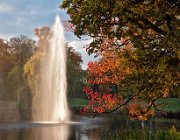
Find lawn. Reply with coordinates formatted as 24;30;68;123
68;97;180;113
68;98;89;108
156;98;180;113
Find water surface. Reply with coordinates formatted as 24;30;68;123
0;115;179;140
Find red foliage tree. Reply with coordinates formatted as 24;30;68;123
64;20;155;120
81;38;154;120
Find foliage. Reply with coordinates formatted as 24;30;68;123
155;126;180;140
61;0;179;51
0;36;35;103
86;41;134;85
7;65;24;99
0;38;17;100
81;42;154;120
66;46;85;98
9;35;35;65
100;126;180;140
0;39;17;75
24;52;43;96
171;86;180;98
24;27;51;96
61;0;180;119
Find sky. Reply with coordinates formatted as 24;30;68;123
0;0;96;69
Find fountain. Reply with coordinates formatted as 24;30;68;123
32;15;70;122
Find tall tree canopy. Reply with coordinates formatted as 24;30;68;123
61;0;179;47
61;0;180;118
61;0;179;63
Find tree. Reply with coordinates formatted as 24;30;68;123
0;38;17;100
61;0;179;49
0;38;17;74
0;36;34;111
82;40;155;120
9;35;36;65
66;46;84;98
61;0;180;119
86;38;133;86
24;27;51;96
8;36;35;104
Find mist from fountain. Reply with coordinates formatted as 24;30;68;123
33;15;70;122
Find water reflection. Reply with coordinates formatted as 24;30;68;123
0;123;71;140
40;125;70;140
0;116;179;140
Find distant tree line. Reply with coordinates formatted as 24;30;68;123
0;27;85;112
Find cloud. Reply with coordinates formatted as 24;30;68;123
0;3;14;13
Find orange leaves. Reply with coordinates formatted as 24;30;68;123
86;37;135;86
102;94;122;110
82;86;123;114
87;57;125;85
163;87;170;97
82;84;155;120
92;106;105;113
82;37;156;120
128;103;155;120
127;96;155;120
82;37;134;115
128;102;155;120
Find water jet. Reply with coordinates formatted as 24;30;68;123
32;15;70;122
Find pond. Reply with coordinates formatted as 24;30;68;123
0;114;179;140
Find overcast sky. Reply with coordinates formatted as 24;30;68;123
0;0;95;69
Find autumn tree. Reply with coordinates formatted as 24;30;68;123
6;36;35;104
0;36;34;112
61;0;180;119
82;39;155;120
0;39;16;75
24;27;52;96
9;35;35;65
0;38;16;100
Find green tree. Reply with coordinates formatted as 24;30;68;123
61;0;179;49
66;46;84;98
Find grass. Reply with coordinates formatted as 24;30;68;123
68;97;180;113
156;98;180;113
68;98;89;108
